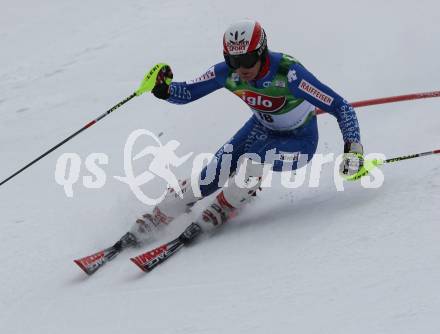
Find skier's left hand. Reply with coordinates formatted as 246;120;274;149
339;142;366;180
152;65;173;100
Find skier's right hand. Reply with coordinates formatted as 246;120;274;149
152;65;173;100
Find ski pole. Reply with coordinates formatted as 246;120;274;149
373;149;440;166
346;148;440;181
316;90;440;115
0;63;170;187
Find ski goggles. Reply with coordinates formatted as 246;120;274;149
224;51;260;69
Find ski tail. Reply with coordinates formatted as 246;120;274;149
74;232;137;275
74;248;115;275
130;223;202;272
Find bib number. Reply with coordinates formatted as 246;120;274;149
258;112;274;123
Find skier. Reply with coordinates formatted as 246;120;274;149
125;19;365;246
75;20;366;273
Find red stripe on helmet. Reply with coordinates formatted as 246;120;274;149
247;22;262;53
223;34;228;54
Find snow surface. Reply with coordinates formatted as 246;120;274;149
1;1;439;333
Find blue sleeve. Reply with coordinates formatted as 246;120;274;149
167;62;229;104
287;63;361;143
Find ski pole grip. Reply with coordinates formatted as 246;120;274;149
135;63;171;96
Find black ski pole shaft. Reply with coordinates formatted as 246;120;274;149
0;62;172;188
0;93;136;187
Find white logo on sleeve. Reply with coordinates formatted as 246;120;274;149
287;69;297;83
298;79;334;106
186;67;216;84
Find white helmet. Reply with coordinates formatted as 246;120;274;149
223;20;268;69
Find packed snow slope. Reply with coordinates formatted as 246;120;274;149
1;1;439;333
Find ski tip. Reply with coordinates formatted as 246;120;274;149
130;257;149;272
73;259;93;275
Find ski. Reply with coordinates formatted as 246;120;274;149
74;232;137;275
130;223;202;272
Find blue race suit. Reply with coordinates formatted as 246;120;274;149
165;51;361;196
